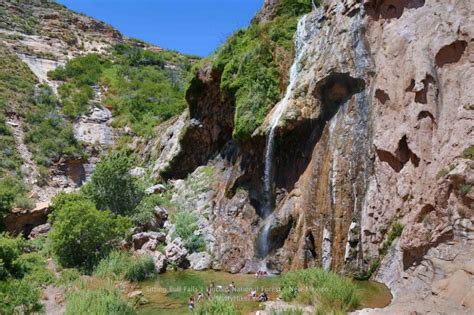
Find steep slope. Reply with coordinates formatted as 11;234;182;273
0;0;195;233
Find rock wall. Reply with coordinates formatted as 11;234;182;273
159;0;473;282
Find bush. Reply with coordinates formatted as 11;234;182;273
379;221;403;256
0;279;43;314
12;252;55;285
194;296;237;315
82;152;143;216
172;211;206;253
49;191;91;223
24;85;83;167
0;233;23;279
0;176;29;216
56;268;82;287
49;199;131;272
462;145;474;160
65;286;135;315
280;268;360;313
94;251;155;282
131;194;162;226
124;255;155;282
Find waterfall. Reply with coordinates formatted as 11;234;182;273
258;15;311;260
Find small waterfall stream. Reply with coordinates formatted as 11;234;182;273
258;15;311;262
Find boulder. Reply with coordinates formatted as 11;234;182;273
132;232;166;250
188;252;212;271
145;184;167;195
130;167;145;177
4;201;51;235
165;238;189;268
127;290;143;299
154;206;168;226
28;223;51;239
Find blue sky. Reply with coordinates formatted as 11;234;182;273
57;0;262;57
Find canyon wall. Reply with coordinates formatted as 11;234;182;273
160;0;473;284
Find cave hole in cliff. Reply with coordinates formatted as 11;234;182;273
375;88;390;104
375;135;420;172
406;75;436;104
364;0;425;20
417;110;435;122
303;231;317;264
435;40;467;68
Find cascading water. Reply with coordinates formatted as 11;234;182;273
257;15;311;261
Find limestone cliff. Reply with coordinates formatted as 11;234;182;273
155;0;473;310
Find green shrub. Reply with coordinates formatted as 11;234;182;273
82;152;143;216
94;251;131;280
12;252;55;285
172;211;206;253
49;199;131;272
462;145;474;160
194;296;238;315
0;279;43;314
24;85;83;167
354;258;380;281
280;268;360;313
56;268;82;287
0;233;23;279
65;286;135;315
380;222;403;256
459;184;472;196
131;194;161;226
0;177;27;216
124;255;155;282
49;191;91;223
0;44;37;112
0;114;22;178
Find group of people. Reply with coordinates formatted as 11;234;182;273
255;270;269;278
248;289;269;302
187;280;271;311
188;281;238;311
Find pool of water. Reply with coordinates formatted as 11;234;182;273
137;271;392;314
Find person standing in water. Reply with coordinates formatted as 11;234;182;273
188;296;195;311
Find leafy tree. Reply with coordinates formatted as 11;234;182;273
49;191;90;223
49;199;131;272
82;152;143;216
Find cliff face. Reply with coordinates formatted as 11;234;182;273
160;0;473;288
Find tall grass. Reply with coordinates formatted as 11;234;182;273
65;286;135;315
94;251;155;282
194;296;238;315
280;268;360;313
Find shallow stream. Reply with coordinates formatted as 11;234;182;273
137;270;391;314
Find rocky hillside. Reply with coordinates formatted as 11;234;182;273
0;0;195;230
